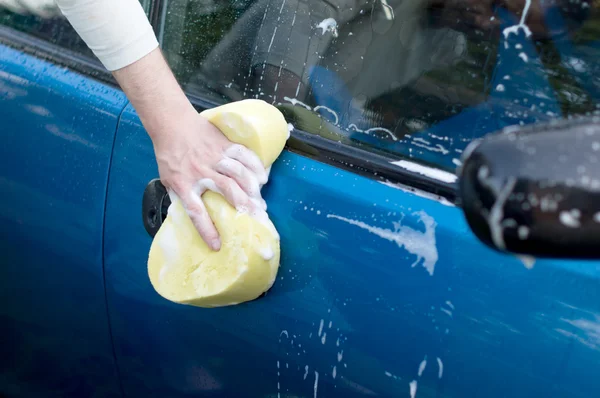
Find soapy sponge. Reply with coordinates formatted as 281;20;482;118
147;99;289;307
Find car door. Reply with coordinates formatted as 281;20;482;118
0;6;132;397
104;1;600;397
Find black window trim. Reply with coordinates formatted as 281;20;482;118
185;94;458;203
0;24;117;87
0;3;458;204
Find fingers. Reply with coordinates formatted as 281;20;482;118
210;173;253;212
224;144;268;185
166;168;260;252
216;158;261;198
180;184;221;251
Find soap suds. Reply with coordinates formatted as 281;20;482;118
283;96;311;110
215;149;279;241
314;371;319;398
409;380;417;398
518;225;529;240
318;319;324;336
157;221;179;267
518;52;529;63
518;254;536;269
366;127;397;141
436;358;443;379
418;358;427;377
317;18;338;37
410;140;450;154
314;105;340;125
260;246;275;260
332;366;337;379
502;0;532;39
391;160;457;183
327;211;438;276
560;209;581;228
478;165;516;250
304;365;309;380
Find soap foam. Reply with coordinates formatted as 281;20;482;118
327;212;438;276
189;165;278;242
316;18;338;37
259;246;275;260
409;380;417;398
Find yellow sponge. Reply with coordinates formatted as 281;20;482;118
147;99;289;307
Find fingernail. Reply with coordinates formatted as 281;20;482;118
211;239;221;251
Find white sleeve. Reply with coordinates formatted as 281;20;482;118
55;0;159;71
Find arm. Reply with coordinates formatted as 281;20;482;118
55;0;266;250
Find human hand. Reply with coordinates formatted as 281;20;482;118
112;48;268;251
150;107;269;251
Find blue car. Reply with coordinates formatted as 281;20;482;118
2;1;600;397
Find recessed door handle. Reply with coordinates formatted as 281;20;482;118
142;178;171;238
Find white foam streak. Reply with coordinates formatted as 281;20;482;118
327;212;438;276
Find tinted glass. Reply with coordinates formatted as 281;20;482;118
160;0;600;172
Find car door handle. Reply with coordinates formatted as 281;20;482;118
142;178;171;238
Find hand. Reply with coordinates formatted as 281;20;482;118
112;48;268;251
150;107;268;251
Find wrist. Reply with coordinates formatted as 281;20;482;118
142;95;197;146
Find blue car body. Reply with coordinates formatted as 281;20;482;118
2;3;600;398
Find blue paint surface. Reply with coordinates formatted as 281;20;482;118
0;44;126;397
103;105;600;398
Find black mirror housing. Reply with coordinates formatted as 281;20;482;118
459;116;600;259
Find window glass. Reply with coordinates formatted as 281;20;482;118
0;1;152;63
160;0;600;172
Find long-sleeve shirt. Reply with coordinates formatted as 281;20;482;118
54;0;158;71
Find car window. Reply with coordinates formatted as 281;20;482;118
0;0;152;63
159;0;600;172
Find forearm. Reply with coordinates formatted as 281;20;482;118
55;0;194;142
112;48;195;143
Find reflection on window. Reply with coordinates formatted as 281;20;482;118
0;0;93;58
177;1;598;171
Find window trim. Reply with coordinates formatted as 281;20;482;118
185;93;458;202
0;7;458;204
0;24;117;88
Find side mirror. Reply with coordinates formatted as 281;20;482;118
458;116;600;259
